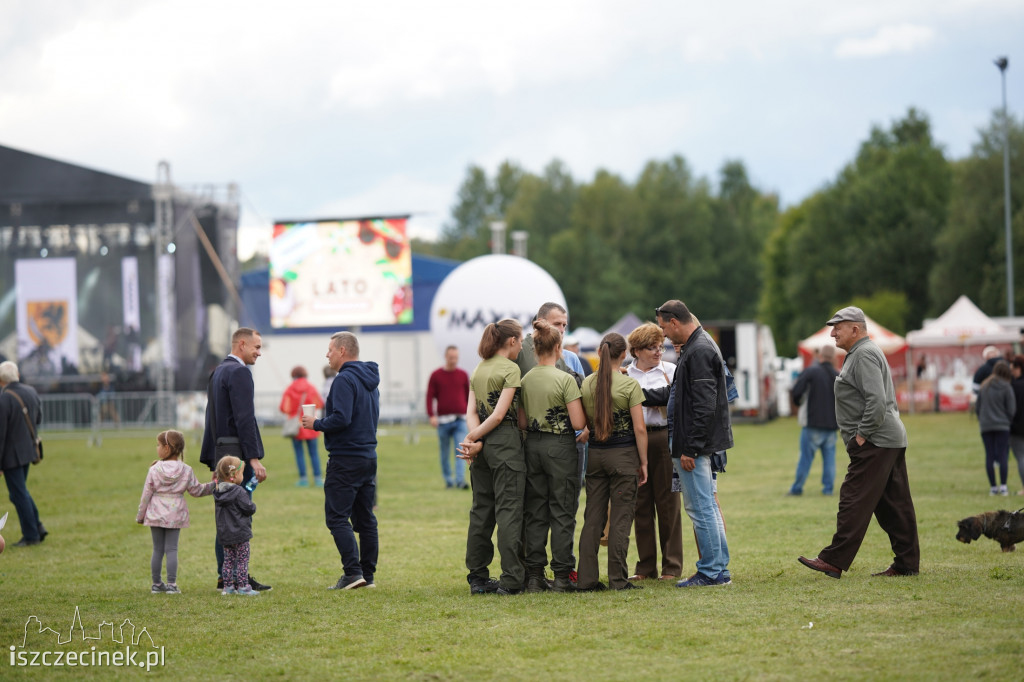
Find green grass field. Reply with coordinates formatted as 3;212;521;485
1;413;1021;680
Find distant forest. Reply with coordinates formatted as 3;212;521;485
413;108;1024;355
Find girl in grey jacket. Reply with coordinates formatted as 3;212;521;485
214;456;258;595
976;361;1016;496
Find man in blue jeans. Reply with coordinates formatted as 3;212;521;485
304;331;380;590
426;346;469;489
788;344;839;496
648;300;734;587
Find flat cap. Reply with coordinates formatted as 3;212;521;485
826;306;866;326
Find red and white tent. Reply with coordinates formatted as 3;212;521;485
797;314;908;378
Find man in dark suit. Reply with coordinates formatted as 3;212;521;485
200;327;270;590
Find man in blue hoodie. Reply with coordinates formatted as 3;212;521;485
302;331;380;590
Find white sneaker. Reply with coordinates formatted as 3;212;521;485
999;485;1009;496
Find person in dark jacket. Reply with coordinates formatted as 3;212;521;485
972;346;1002;393
976;361;1016;496
645;300;733;587
0;361;47;547
1009;356;1024;495
199;327;270;591
788;344;840;496
303;331;381;591
214;456;258;595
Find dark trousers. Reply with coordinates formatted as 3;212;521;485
215;458;255;575
981;430;1010;487
523;431;580;578
577;444;639;590
324;455;379;580
3;463;41;542
465;423;526;590
819;441;919;574
632;428;683;578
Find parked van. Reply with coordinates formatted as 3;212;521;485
700;320;779;422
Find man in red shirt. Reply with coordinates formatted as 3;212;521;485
426;346;471;489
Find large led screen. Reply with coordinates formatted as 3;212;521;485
269;217;413;328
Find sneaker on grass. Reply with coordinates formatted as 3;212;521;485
164;583;181;594
235;586;260;596
247;575;272;591
675;572;720;588
329;575;367;590
221;587;237;595
151;583;167;594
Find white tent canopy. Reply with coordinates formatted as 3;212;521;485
906;295;1021;348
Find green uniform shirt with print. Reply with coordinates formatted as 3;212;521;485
470;355;522;424
580;371;644;443
521;365;582;435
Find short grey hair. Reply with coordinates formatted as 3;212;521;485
330;331;359;357
0;361;20;384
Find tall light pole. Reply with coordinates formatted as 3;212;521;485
996;56;1013;316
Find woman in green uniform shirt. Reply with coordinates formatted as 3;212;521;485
576;332;648;591
458;318;526;595
519;319;588;593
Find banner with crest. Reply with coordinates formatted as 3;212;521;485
15;258;80;377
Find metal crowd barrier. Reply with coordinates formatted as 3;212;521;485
38;390;427;445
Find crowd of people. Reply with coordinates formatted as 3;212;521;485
973;347;1024;496
452;300;734;593
10;301;1024;592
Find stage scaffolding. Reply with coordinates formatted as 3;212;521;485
0;144;241;402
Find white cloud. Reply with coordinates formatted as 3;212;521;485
835;23;936;58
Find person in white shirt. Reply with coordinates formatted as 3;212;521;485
625;323;683;581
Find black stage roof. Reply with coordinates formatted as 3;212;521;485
0;144;155;225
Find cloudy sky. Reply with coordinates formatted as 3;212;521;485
2;1;1022;258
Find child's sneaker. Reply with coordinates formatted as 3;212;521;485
999;485;1009;496
151;582;167;594
164;583;181;594
315;477;324;487
235;586;260;596
221;586;237;595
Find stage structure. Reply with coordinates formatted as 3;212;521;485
0;144;241;417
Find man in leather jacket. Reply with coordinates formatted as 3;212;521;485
644;300;733;587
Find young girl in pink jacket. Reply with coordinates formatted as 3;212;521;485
136;430;214;594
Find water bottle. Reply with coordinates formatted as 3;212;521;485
244;476;259;492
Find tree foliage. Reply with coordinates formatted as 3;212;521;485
930;112;1024;316
431;156;775;330
759;108;951;353
426;107;1022;355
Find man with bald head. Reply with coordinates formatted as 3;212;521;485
788;344;839;496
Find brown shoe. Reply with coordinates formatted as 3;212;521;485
871;565;918;577
798;555;842;579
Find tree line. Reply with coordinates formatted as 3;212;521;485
414;108;1024;356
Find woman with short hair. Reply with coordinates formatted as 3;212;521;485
625;322;682;581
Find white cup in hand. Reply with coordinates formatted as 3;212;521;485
302;404;316;418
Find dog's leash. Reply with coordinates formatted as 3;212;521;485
1000;507;1024;532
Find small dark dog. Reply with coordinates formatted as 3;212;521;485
956;509;1024;552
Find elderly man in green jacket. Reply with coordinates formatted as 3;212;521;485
799;306;920;579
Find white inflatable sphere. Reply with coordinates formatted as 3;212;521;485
430;255;566;374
